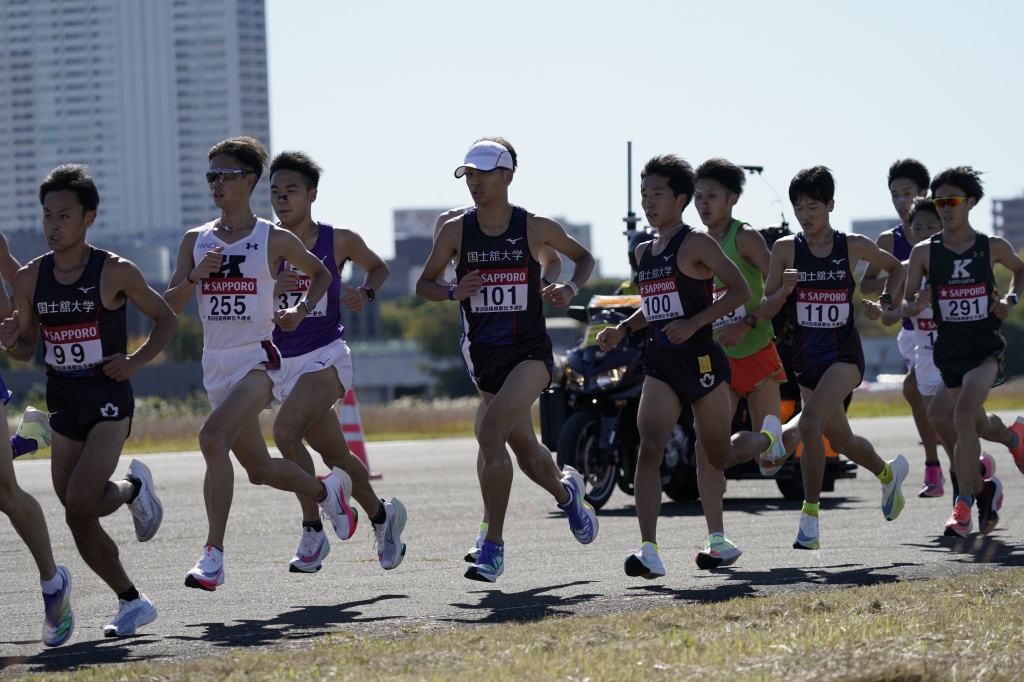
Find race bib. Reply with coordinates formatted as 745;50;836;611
795;288;850;328
42;322;103;371
200;277;258;322
937;283;988;322
469;268;528;313
711;287;745;330
916;315;937;350
276;272;327;318
639;277;685;321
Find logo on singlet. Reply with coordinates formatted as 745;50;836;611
210;255;246;278
951;259;972;280
506;237;522;244
78;286;95;294
246;243;259;250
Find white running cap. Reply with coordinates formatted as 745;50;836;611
454;141;514;178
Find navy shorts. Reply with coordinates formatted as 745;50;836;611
794;360;864;391
467;335;553;395
643;343;731;406
46;376;134;441
935;333;1006;389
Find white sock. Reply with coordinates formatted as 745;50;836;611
40;570;64;595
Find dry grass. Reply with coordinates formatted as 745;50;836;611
21;569;1024;681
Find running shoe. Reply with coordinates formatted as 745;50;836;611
103;593;157;637
318;467;358;541
464;540;504;582
16;406;52;453
880;454;909;521
41;565;74;647
289;526;331;573
464;526;486;563
758;419;788;477
793;513;820;550
980;452;996;481
695;533;742;570
919;465;945;498
557;465;599;544
977;476;1004;536
1008;417;1024;475
624;542;666;578
373;497;407;570
185;545;224;591
944;499;973;537
125;459;163;542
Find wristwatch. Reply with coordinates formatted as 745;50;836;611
879;292;895;310
358;285;375;302
742;313;757;329
1007;292;1019;305
301;298;315;315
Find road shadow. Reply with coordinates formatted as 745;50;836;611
168;594;408;648
0;634;161;674
443;581;602;624
569;496;858;519
907;533;1024;565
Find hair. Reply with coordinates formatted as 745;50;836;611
907;197;938;224
208;136;270;183
473;136;518;171
930;166;985;201
887;158;930;191
641;155;696;207
38;164;100;212
789;166;835;204
269;151;323;189
694;158;746;196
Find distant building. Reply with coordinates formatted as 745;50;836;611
0;0;272;253
993;195;1024;248
850;218;896;242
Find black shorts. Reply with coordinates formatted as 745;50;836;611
467;335;553;395
643;344;731;406
934;333;1006;389
46;376;134;441
794;360;864;391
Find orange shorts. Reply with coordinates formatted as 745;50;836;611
727;341;786;396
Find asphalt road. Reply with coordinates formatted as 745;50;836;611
3;413;1024;677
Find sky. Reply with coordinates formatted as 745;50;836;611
264;1;1024;280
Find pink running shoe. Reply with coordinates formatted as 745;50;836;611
980;452;996;481
919;465;945;498
1008;418;1024;475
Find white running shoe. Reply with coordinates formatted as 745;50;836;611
758;416;788;477
125;459;163;542
289;526;331;573
17;406;52;451
318;467;358;540
103;593;157;637
185;546;224;591
41;565;74;647
464;526;486;563
880;454;909;521
373;497;407;570
624;542;665;579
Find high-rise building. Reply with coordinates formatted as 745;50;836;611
993;195;1024;248
0;0;271;259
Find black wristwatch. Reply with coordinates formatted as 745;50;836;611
1007;292;1019;305
879;292;895;310
358;285;375;302
742;313;757;329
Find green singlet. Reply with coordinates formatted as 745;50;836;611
712;219;774;359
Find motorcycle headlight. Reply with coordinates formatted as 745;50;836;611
563;365;585;391
591;365;629;390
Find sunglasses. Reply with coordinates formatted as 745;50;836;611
206;169;253;184
933;196;968;209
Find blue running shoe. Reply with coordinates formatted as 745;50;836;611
793;513;820;550
880;455;909;521
41;565;74;647
557;465;599;544
465;540;504;582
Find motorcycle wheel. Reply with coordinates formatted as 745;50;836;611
776;464;805;501
556;409;617;510
661;423;700;503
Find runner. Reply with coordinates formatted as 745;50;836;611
760;165;909;550
862;159;941;496
268;151;406;572
691;158;786;569
904;166;1024;537
163;136;354;590
416;138;598;582
430;138;567;564
594;154;774;578
0;163;175;636
0;236;73;646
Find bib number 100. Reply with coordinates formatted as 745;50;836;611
644;295;672;317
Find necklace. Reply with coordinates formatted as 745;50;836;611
218;214;257;233
53;247;91;274
656;222;684;242
806;228;834;246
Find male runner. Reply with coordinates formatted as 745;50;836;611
761;166;909;550
595;154;767;578
0;239;73;646
862;159;941;496
904;166;1024;537
691;158;786;569
268;151;406;572
416;138;598;582
164;137;353;590
0;164;175;636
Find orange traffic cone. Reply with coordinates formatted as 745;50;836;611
338;388;381;479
